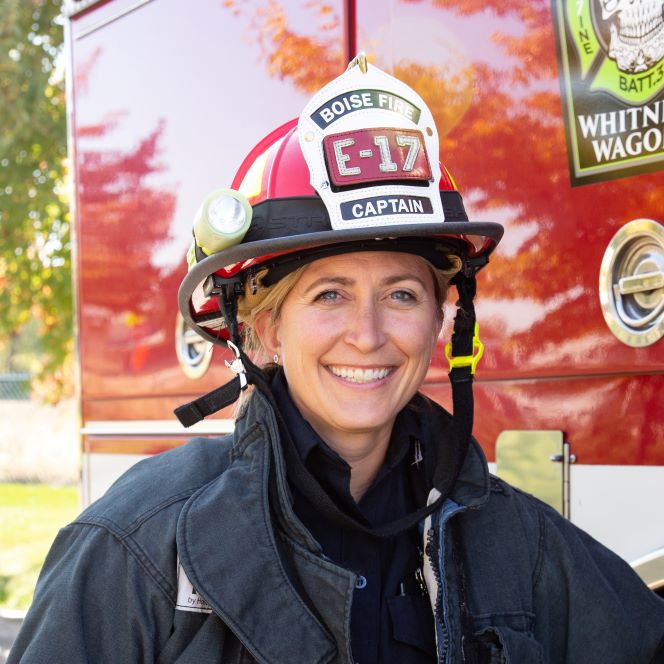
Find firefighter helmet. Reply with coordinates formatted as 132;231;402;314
179;54;503;346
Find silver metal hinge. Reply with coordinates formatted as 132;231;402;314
549;440;576;519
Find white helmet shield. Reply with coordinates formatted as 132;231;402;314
298;58;445;231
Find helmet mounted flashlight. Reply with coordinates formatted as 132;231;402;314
189;188;253;266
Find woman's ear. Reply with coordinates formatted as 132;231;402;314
253;310;280;358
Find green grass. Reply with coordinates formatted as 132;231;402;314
0;483;79;611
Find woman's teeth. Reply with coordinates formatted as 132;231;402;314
328;366;392;383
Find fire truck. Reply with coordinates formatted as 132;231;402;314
63;0;664;593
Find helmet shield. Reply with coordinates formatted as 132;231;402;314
299;59;444;230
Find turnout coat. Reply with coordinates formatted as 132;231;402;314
9;390;664;663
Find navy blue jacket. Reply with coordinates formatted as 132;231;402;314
9;390;664;663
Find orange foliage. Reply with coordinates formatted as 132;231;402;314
222;0;345;91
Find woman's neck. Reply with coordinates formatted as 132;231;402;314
320;428;393;502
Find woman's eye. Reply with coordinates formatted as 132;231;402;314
390;289;416;302
315;290;340;302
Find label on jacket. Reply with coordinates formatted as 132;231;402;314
176;559;213;614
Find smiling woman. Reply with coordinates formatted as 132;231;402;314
9;56;664;664
252;252;445;501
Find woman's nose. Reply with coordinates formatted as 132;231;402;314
344;301;387;352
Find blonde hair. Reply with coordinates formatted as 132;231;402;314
237;252;463;362
237;266;308;362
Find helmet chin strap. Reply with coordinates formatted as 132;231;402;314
174;283;253;428
172;341;250;428
434;269;478;494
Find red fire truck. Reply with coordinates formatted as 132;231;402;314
63;0;663;592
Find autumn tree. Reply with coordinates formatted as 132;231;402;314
0;0;69;399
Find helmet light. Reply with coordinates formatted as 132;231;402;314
194;188;252;256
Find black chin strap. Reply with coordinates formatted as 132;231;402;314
174;283;248;427
173;373;244;428
437;271;478;493
174;273;479;539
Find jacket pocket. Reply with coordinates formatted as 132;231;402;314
387;594;437;657
468;613;543;664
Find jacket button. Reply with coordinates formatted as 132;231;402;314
355;575;367;589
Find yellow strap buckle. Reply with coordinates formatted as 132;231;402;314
444;322;484;374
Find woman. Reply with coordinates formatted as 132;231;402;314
10;57;664;663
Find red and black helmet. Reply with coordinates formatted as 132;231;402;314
179;55;503;347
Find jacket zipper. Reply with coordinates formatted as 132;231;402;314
426;525;449;664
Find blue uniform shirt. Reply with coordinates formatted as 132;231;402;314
271;372;436;663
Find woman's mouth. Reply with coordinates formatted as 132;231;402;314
327;366;393;384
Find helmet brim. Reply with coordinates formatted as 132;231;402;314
179;220;503;346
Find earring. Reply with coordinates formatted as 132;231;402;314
273;354;279;365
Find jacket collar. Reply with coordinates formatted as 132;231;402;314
450;430;491;510
176;389;351;664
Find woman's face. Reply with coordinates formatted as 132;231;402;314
256;251;442;449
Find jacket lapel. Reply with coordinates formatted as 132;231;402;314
176;393;343;664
